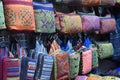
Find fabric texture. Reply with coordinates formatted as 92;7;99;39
54;52;69;80
103;76;120;80
33;2;55;33
82;0;99;6
26;58;36;80
87;76;102;80
82;15;100;32
81;49;92;74
100;18;116;34
3;57;20;80
56;13;82;34
3;0;35;31
100;0;116;6
97;42;114;59
110;18;120;61
69;52;80;79
75;76;88;80
0;1;6;29
89;44;99;68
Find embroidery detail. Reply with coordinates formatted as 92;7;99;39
18;8;33;26
4;7;16;25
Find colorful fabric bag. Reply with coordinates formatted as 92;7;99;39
33;2;55;33
26;58;36;80
54;52;69;80
99;18;116;34
103;76;120;80
89;44;99;68
69;52;80;79
75;76;88;80
81;15;100;32
56;13;82;34
3;57;20;80
3;0;35;31
34;40;53;80
97;42;114;59
99;0;116;6
81;49;92;74
0;1;6;29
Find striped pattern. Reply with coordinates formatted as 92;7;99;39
35;54;53;80
27;59;36;80
3;57;20;80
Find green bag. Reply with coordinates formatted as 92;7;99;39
0;1;6;29
89;44;99;68
69;52;80;79
97;42;114;59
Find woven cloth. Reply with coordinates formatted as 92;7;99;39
2;0;35;31
33;2;55;33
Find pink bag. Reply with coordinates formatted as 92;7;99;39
82;49;92;74
82;15;100;32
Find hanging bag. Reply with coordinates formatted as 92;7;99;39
0;1;6;29
2;0;35;31
33;2;56;33
99;18;116;34
34;40;53;80
55;13;82;34
99;0;116;6
96;42;114;59
3;51;20;80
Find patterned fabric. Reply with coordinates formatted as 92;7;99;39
54;52;69;80
3;0;35;31
100;18;116;34
81;49;92;74
69;52;80;79
56;14;82;34
87;76;102;80
33;2;55;33
82;0;99;6
0;1;6;29
89;44;99;68
27;58;36;80
100;0;116;6
110;18;120;61
3;57;20;80
35;54;53;80
103;76;120;80
97;42;114;59
49;40;61;55
75;76;88;80
82;15;100;32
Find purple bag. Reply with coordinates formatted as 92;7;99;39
82;15;100;32
75;76;88;80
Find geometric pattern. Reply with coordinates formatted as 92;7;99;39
4;7;16;25
18;8;33;26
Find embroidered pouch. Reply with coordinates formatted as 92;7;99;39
54;52;69;80
100;18;116;34
82;15;100;32
97;42;114;59
33;2;55;33
3;0;35;31
69;52;80;79
89;44;99;68
56;13;82;34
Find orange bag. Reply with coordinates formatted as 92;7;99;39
3;0;35;31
